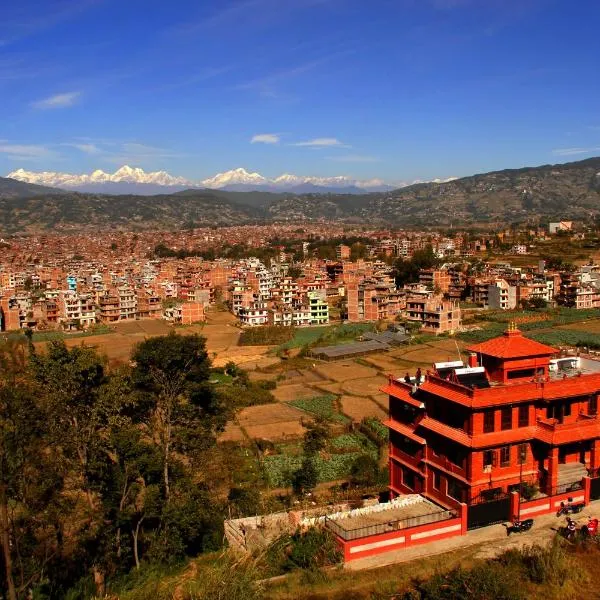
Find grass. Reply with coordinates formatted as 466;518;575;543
278;323;376;351
1;324;115;343
288;395;350;424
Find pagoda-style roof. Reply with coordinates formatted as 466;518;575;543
467;326;556;359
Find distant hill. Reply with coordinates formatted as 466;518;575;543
1;157;599;232
0;190;262;234
0;176;65;199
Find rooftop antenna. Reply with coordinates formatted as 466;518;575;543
454;339;462;365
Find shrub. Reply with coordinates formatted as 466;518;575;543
228;487;261;517
184;555;263;600
266;527;342;575
406;562;525;600
350;454;380;486
239;326;295;346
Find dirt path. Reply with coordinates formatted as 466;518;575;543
345;500;600;571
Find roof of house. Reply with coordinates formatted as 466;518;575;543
467;327;556;359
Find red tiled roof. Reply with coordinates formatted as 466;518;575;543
381;383;425;409
383;419;426;444
417;417;537;448
467;328;556;359
417;417;472;447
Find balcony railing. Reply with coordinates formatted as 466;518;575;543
424;447;468;478
389;446;423;470
535;414;600;444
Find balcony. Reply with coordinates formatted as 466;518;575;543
535;414;600;445
424;447;468;480
389;446;424;472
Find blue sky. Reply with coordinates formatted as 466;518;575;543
1;0;599;183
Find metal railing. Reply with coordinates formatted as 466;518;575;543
547;479;584;497
324;508;457;541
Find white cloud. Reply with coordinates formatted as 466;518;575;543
326;154;379;163
251;133;280;144
32;91;81;109
64;142;101;154
552;147;600;156
0;143;54;160
293;137;350;148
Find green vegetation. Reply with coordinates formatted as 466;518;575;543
407;539;581;600
239;325;296;346
289;394;350;423
263;429;378;487
1;323;114;343
265;527;342;576
279;322;376;352
213;364;277;408
360;417;389;445
458;307;600;346
0;333;233;599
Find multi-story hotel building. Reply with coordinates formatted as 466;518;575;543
384;325;600;507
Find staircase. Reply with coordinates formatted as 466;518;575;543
557;462;587;490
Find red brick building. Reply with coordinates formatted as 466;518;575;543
384;325;600;507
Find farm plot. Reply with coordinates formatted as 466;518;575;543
341;375;388;398
288;394;350;423
340;395;387;421
237;403;307;440
272;383;319;402
313;361;380;382
263;433;378;487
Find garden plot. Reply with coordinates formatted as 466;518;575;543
341;375;389;398
340;395;387;421
288;395;350;423
263;432;378;487
238;403;307;440
311;381;345;396
314;361;380;382
273;383;319;402
393;344;462;367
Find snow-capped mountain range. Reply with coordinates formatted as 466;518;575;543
6;166;400;195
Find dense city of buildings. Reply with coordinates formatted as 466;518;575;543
1;222;599;334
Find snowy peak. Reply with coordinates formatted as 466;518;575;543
7;166;193;189
6;165;399;194
201;167;269;188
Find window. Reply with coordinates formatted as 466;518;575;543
517;444;527;464
483;450;494;468
403;468;415;490
500;446;511;467
507;368;535;380
564;402;571;417
590;395;598;416
518;405;529;427
447;479;465;502
501;407;513;431
433;471;441;490
483;410;495;433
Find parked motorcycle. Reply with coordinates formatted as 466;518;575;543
581;517;599;537
506;518;534;536
560;517;577;541
556;498;585;517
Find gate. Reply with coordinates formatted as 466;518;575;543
591;477;600;501
467;495;511;530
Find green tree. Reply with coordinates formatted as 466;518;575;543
131;333;229;500
350;454;379;486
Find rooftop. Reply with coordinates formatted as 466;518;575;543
466;326;556;359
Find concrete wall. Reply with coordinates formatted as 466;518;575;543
337;503;467;562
